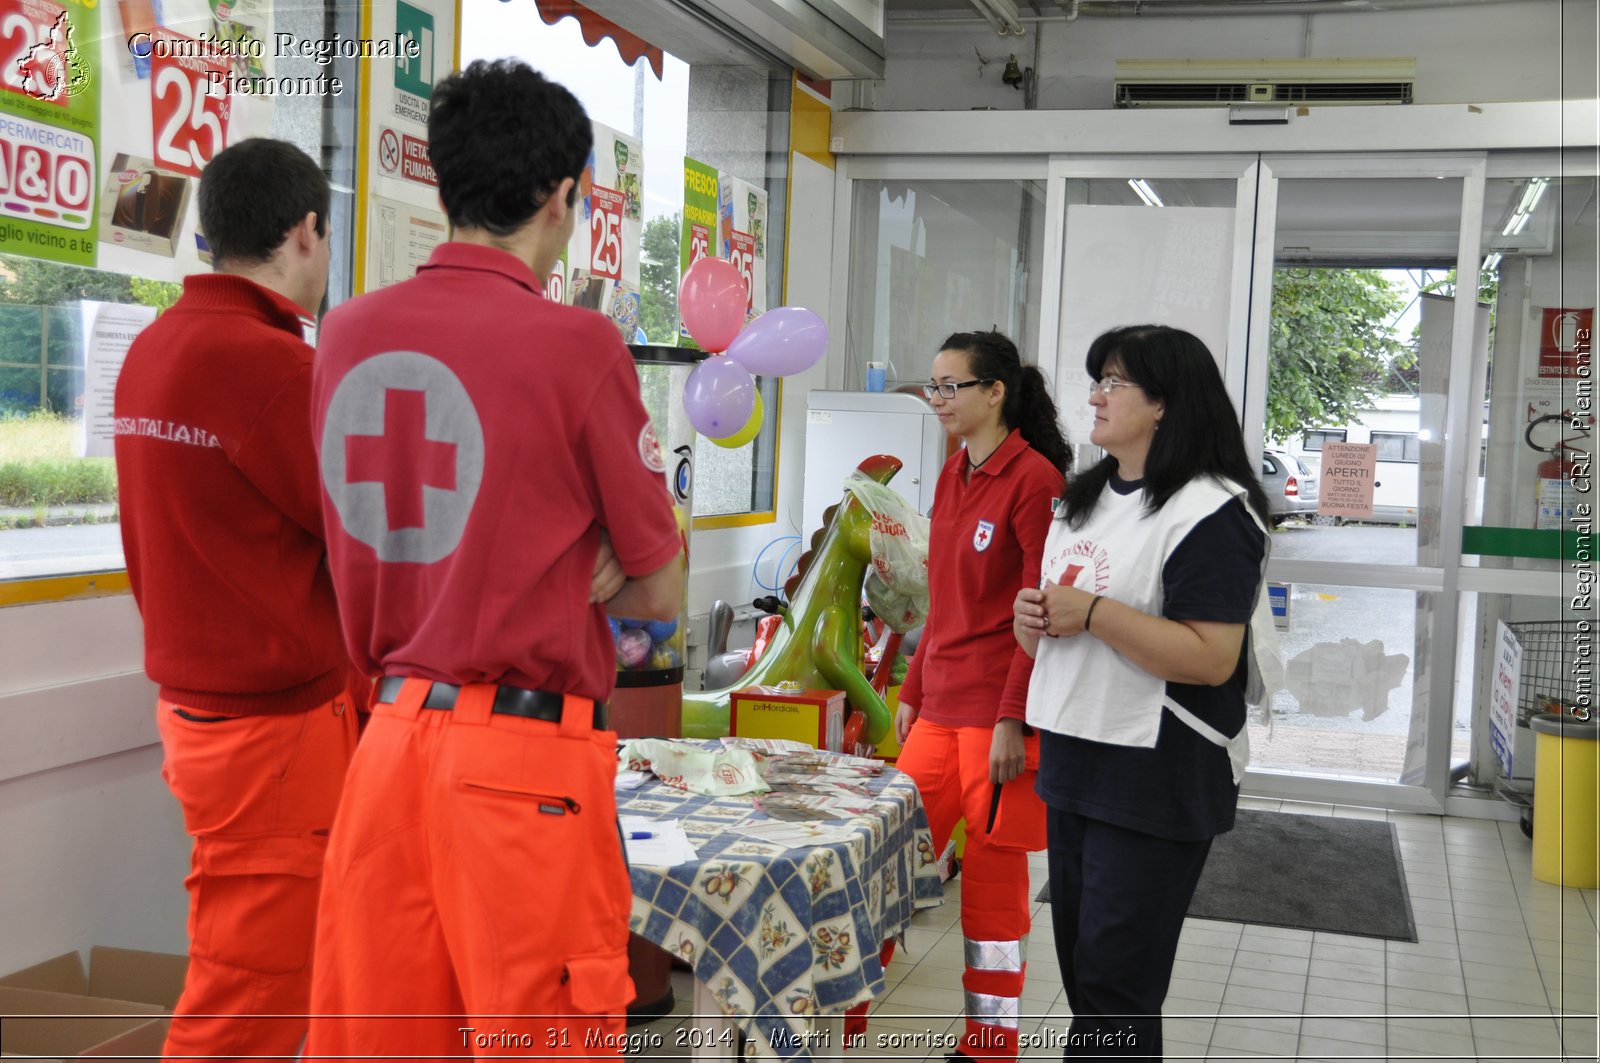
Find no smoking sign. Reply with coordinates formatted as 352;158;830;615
376;126;435;187
378;128;400;174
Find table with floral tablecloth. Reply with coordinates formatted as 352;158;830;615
619;746;944;1061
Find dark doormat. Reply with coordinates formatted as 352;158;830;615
1036;809;1417;942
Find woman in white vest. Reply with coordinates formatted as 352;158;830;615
1012;325;1270;1061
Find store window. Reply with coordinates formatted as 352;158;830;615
0;267;178;580
845;179;1046;391
461;6;788;521
0;0;358;588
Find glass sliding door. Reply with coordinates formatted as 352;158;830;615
1040;157;1261;463
840;159;1048;392
1458;167;1599;800
855;148;1580;816
1241;156;1487;811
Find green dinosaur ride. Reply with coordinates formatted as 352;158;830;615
680;454;902;745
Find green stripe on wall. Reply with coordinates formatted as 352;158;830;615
1462;526;1595;560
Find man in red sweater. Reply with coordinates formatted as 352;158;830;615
113;138;362;1063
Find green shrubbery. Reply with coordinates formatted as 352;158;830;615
0;411;117;507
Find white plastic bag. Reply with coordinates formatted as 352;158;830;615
843;472;930;631
619;739;770;796
864;568;926;634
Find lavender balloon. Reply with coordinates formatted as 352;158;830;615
683;356;756;438
725;307;829;377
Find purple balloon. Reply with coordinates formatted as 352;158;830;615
725;307;829;377
683;356;756;438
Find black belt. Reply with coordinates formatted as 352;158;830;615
375;676;606;729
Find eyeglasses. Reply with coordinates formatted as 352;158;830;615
1088;376;1143;397
921;378;995;400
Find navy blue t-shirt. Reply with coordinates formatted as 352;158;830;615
1034;476;1266;841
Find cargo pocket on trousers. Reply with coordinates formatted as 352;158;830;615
191;831;329;975
562;949;636;1016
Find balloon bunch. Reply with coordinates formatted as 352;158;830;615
678;257;829;449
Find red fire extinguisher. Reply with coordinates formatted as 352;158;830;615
1526;412;1590;530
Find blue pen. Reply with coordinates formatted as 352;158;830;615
627;830;656;841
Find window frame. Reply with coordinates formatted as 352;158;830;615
1304;429;1348;452
1372;430;1421;463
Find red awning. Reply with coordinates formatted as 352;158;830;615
533;0;665;80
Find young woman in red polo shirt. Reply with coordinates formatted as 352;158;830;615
894;330;1070;1062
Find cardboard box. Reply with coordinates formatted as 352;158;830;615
1;947;188;1009
98;154;192;258
729;686;847;752
0;947;187;1061
0;986;167;1061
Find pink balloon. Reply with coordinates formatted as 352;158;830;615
683;355;755;438
679;257;749;353
726;307;829;377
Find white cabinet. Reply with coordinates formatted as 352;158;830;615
802;390;948;537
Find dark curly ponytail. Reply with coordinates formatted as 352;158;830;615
939;330;1072;474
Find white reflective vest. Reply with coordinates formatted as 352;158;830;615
1024;476;1284;784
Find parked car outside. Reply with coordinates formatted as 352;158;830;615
1262;449;1320;525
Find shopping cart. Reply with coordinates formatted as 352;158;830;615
1496;620;1582;838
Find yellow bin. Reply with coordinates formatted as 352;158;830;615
1531;713;1600;888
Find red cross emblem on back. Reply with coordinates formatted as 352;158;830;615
345;388;458;530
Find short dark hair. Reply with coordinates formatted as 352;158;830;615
198;138;329;267
428;59;592;236
1064;325;1270;527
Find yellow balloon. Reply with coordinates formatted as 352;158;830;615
710;391;764;448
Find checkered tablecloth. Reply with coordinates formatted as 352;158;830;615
620;750;944;1061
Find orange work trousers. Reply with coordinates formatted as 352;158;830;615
157;693;359;1063
895;720;1033;1062
306;679;635;1060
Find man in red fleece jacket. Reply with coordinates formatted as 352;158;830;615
113;138;361;1063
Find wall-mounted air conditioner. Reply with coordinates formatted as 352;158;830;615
1114;58;1416;108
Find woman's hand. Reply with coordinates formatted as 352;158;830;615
895;701;917;745
989;717;1026;785
1014;587;1048;634
1038;580;1098;638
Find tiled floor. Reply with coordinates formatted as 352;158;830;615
630;797;1600;1060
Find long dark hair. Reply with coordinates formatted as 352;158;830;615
940;330;1072;474
1063;325;1269;528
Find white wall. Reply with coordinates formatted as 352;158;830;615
858;1;1597;113
0;595;189;972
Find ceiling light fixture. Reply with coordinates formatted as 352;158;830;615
1501;176;1549;237
967;0;1025;36
1128;178;1164;207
